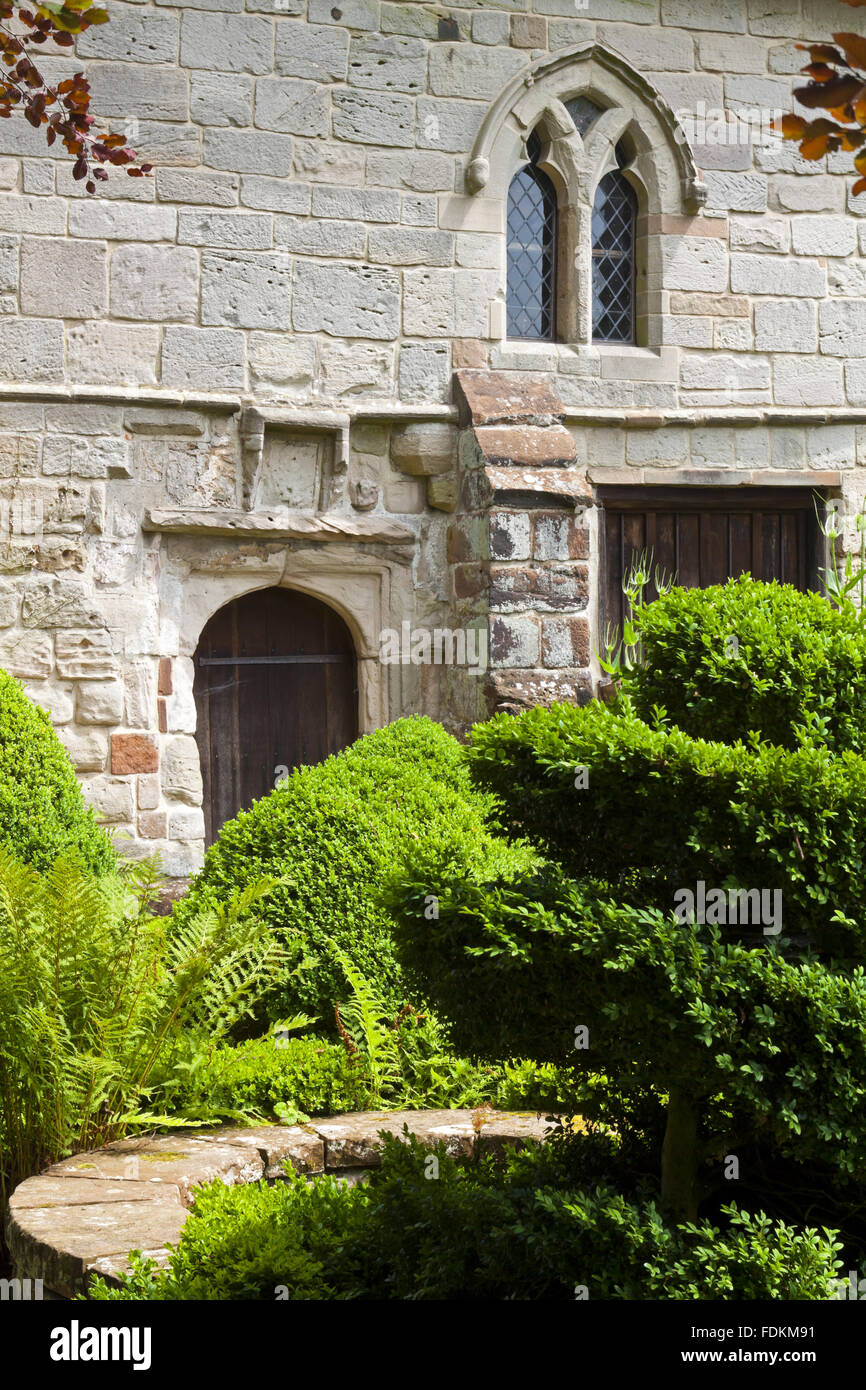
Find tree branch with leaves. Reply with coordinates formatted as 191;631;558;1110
780;3;866;191
0;0;150;192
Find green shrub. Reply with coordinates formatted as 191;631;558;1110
623;577;866;751
463;698;866;960
174;717;536;1025
0;668;113;873
186;1037;369;1120
92;1134;843;1301
184;1029;577;1121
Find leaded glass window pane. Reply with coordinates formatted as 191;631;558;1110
507;154;556;341
565;95;602;138
591;169;636;344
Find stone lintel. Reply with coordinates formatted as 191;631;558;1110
143;508;415;544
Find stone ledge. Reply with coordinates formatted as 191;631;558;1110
143;508;415;545
6;1110;557;1298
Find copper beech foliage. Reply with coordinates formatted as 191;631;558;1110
780;3;866;193
0;0;150;192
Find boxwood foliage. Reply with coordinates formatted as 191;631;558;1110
173;716;537;1025
0;668;114;874
623;576;866;751
463;698;866;961
92;1135;843;1302
392;865;866;1186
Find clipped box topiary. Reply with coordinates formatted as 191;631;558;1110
0;668;114;874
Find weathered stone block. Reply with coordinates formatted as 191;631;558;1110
177;209;273;249
274;216;366;258
161;326;246;392
332;90;415;146
161;735;202;803
78;3;178;63
703;172;767;213
490;615;539;669
85;776;135;823
157;169;240;207
76;679;124;726
249;332;316;397
368;227;453;266
20;240;107;319
69;201;176;245
754;299;817;353
55;630;114;679
310;185;400;222
366;149;453;191
348;34;426;93
190;73;253;128
112;733;159;776
110;245;199;323
773;356;844;406
308;0;379;27
0;630;51;679
791;215;857;257
428;42;527;100
180;12;274;73
42;435;130;481
657;237;729;293
320;341;395;397
139;810;167;839
21;578;101;629
241;175;311;214
774;174;844;213
490;511;531;561
541;615;590;668
254;79;329;138
819;301;866;358
89;62;189;122
293;261;399;339
168;807;205;840
730;254;826;297
276;21;349;81
57;729;108;771
390;423;456;476
201;250;292;330
66;322;159;388
398;341;450;401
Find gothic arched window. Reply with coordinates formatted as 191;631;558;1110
506;130;557;341
591;147;637;344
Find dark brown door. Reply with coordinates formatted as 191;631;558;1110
193;587;358;845
599;486;825;640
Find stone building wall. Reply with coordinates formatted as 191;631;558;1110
0;0;861;871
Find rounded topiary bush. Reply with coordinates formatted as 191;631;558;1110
0;668;114;873
174;716;534;1025
623;576;866;750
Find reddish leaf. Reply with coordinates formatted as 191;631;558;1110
795;74;866;107
833;31;866;69
803;62;838;80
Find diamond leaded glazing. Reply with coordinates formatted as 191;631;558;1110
507;143;556;341
591;169;636;343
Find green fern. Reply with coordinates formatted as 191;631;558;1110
0;848;284;1210
331;946;401;1108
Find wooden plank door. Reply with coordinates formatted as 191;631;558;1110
599;486;823;642
193;587;358;845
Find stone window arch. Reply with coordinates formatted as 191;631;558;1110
465;42;706;357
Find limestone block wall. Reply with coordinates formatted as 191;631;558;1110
0;0;852;407
0;0;860;867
